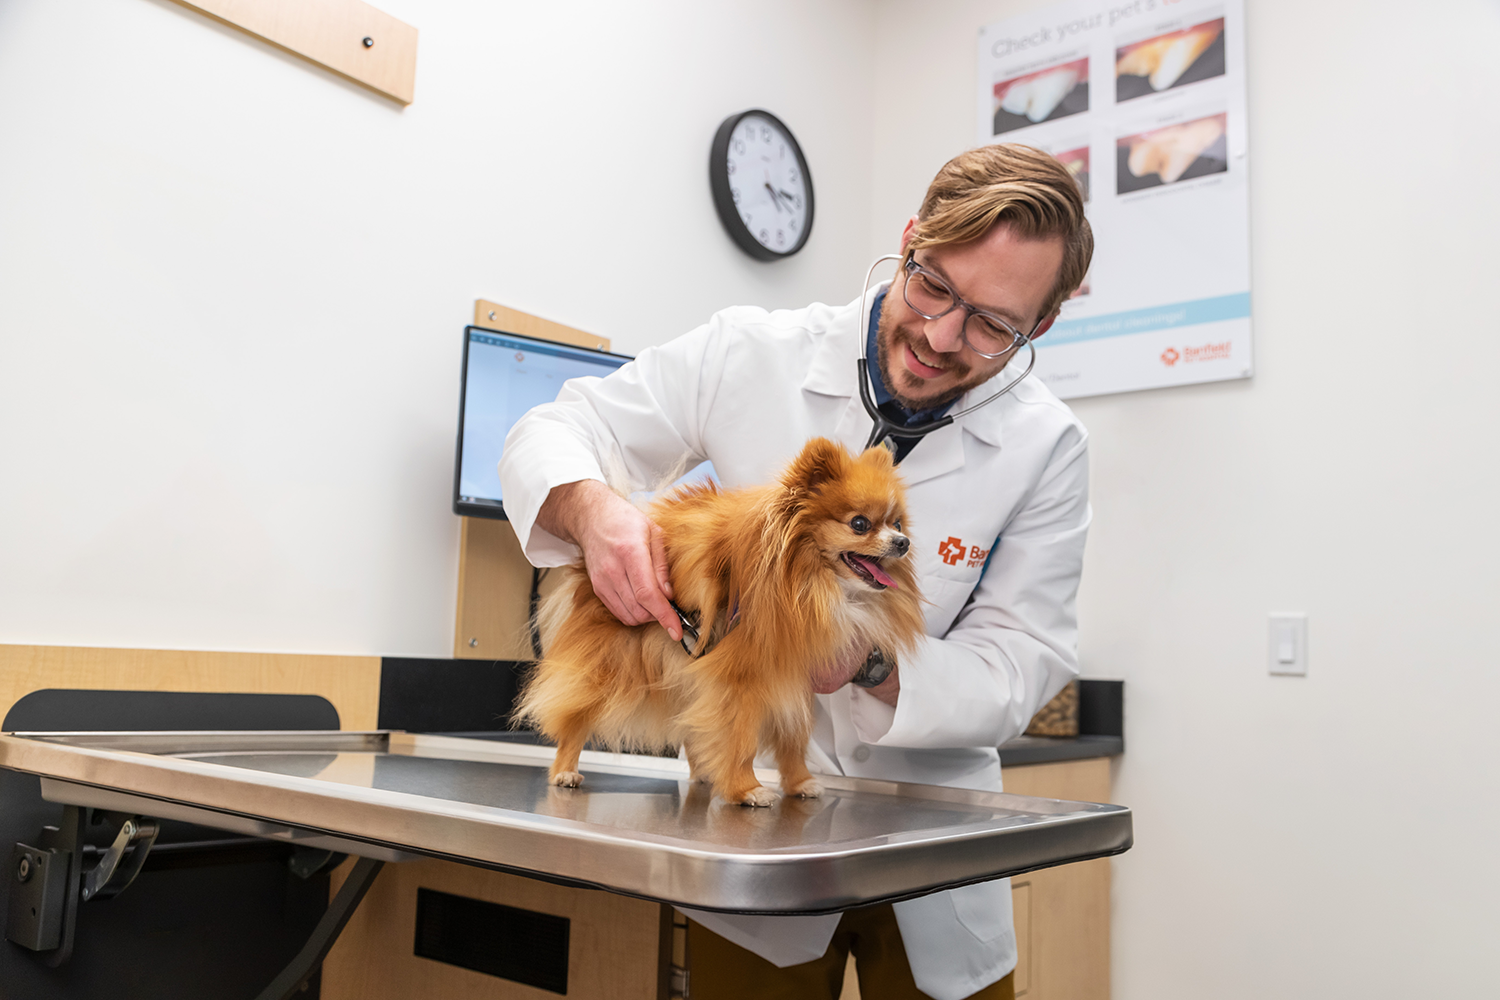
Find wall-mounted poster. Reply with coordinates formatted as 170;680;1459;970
977;0;1249;399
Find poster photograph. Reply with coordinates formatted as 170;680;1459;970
977;0;1250;399
991;57;1091;134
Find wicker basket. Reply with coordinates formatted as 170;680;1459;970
1024;680;1079;737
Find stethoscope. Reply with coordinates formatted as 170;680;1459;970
856;254;1039;455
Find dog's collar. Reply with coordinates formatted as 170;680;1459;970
670;596;740;657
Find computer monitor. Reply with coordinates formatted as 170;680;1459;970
453;325;631;520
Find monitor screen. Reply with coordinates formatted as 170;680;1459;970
453;326;631;519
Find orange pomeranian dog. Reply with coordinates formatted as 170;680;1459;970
512;437;926;806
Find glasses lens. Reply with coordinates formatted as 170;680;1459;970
904;268;955;317
964;313;1019;356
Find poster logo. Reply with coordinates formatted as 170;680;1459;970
938;537;967;566
1161;342;1233;367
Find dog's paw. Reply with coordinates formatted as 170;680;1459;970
787;777;823;799
550;770;585;788
736;785;779;808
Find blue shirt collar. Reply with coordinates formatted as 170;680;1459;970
866;287;956;427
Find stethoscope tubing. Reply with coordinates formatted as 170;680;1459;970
856;254;1038;453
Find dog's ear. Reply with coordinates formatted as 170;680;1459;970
783;437;847;495
858;443;897;470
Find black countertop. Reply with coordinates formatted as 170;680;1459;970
998;734;1123;767
380;660;1125;770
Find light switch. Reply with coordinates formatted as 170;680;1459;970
1268;613;1308;675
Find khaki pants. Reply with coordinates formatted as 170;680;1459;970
687;904;1015;1000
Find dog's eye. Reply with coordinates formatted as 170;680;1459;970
893;520;902;532
850;515;871;535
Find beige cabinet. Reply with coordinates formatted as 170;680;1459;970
1003;757;1114;1000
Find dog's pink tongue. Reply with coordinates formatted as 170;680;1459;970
853;554;897;589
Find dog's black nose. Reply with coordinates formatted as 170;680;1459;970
889;534;910;557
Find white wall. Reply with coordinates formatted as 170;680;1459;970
0;0;874;655
5;0;1498;994
868;0;1499;996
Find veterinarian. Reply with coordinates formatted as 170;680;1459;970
500;143;1093;1000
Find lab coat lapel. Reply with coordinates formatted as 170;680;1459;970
803;294;876;455
892;419;966;486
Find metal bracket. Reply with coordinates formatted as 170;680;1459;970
252;855;384;1000
81;813;159;901
7;804;381;996
6;807;159;964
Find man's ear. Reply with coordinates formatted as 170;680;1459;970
784;437;847;495
898;215;920;255
1029;310;1060;343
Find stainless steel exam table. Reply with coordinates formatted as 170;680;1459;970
0;730;1132;997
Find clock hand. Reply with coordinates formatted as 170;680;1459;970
764;182;783;212
778;188;797;204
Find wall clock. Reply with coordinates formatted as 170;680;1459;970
709;110;814;261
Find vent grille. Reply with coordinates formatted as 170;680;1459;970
414;887;570;994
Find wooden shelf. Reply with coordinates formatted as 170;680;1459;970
170;0;418;104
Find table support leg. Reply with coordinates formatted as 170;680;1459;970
252;855;385;1000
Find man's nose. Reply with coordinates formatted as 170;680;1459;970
923;311;966;355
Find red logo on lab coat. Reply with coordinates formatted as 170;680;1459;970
938;537;967;566
1160;347;1180;366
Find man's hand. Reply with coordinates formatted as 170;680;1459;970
810;640;900;707
535;479;682;642
810;639;870;694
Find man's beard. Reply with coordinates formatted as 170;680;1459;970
874;306;985;411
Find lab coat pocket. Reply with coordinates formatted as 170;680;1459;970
920;577;979;636
949;878;1013;944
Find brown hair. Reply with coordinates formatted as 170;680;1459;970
906;144;1093;320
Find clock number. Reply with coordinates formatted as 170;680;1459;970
790;218;798;232
731;187;739;203
761;126;771;142
733;140;745;155
759;229;769;243
789;168;799;183
727;160;735;175
776;230;785;246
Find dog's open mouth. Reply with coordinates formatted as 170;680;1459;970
841;552;898;590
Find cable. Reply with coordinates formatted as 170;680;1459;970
528;567;548;660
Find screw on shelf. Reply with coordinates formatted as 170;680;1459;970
362;36;374;48
468;638;479;648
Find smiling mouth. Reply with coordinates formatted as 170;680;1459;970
904;343;946;377
841;552;898;590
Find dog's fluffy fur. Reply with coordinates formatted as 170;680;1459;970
512;437;926;806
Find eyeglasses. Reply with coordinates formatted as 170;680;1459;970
900;256;1032;358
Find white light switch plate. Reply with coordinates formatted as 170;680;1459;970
1268;613;1308;675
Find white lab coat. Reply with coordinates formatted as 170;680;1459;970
499;288;1089;1000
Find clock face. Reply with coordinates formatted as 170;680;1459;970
710;111;814;260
